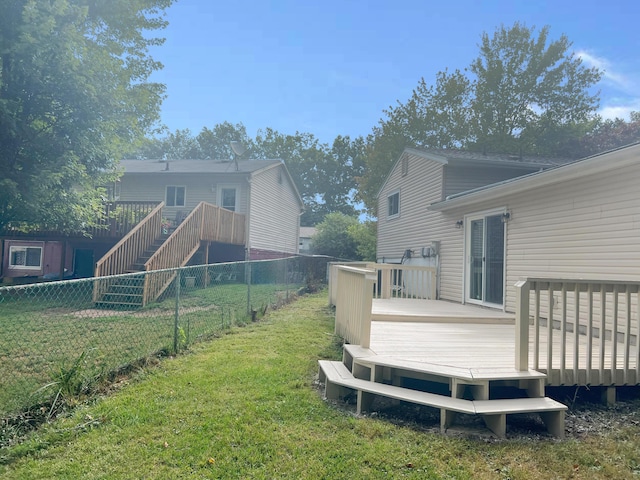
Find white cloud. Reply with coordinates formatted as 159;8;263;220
576;50;640;120
577;50;632;90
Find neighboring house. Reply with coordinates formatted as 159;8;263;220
376;144;640;313
298;226;317;254
118;158;304;261
0;158;303;283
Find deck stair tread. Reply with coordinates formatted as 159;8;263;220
319;360;564;415
353;355;546;381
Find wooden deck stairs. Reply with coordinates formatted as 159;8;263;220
94;201;246;309
94;234;170;309
319;344;567;438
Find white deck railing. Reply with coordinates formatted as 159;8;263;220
330;262;438;348
374;264;437;300
334;266;376;348
515;278;640;385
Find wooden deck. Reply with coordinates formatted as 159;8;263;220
325;266;640;437
369;299;640;387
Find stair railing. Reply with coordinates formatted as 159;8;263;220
142;202;246;305
93;202;164;301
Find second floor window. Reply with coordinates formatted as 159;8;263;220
388;191;399;218
166;186;185;207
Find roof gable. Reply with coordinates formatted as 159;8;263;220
376;147;570;199
428;142;640;211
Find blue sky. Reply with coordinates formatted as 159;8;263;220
150;0;640;144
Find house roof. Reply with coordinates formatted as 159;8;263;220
428;142;640;211
120;159;283;174
376;147;571;199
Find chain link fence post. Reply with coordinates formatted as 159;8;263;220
174;269;181;353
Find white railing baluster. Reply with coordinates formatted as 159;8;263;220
534;285;540;370
560;285;567;382
599;284;606;384
624;287;631;384
573;284;580;385
547;287;554;377
587;284;593;384
611;285;619;384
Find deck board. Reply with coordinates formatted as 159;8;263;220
367;299;639;386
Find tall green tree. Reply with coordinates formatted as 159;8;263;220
311;213;360;260
196;122;252;159
469;23;601;154
358;22;603;214
0;0;173;232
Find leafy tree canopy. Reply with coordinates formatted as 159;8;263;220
310;212;360;260
0;0;173;232
131;124;366;227
358;22;603;214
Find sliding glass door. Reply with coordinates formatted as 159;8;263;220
466;212;505;306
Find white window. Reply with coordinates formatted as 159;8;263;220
388;191;400;218
166;186;186;207
220;187;237;212
9;246;43;269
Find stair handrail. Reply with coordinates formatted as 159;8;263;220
142;202;246;304
94;201;165;278
93;201;164;302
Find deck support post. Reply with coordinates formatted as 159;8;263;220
440;409;457;433
357;390;375;414
483;414;507;438
540;411;565;439
602;386;616;406
515;280;531;371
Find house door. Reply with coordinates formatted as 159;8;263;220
466;212;505;306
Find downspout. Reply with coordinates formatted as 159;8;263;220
245;175;252;260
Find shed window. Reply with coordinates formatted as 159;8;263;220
166;186;185;207
221;187;237;212
9;246;43;269
388;191;400;218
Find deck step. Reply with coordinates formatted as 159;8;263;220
318;360;566;438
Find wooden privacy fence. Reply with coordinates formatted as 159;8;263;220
515;278;640;386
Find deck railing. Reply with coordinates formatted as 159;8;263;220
374;264;437;300
143;202;245;304
515;278;640;385
328;262;370;306
334;265;376;348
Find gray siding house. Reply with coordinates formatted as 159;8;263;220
119;159;304;260
376;144;640;313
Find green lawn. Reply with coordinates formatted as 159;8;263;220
0;282;300;416
2;292;640;479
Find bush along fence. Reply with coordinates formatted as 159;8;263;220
0;256;333;421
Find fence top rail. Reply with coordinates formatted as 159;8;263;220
522;278;640;292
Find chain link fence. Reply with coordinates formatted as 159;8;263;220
0;256;333;420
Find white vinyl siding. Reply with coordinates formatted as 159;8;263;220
443;166;538;198
377;152;465;300
248;165;301;255
432;157;640;313
118;173;247;219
